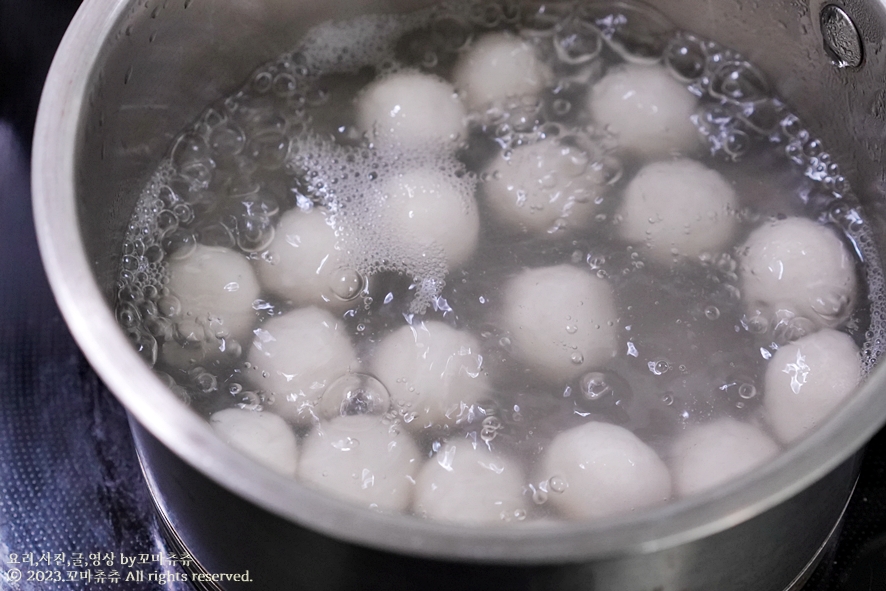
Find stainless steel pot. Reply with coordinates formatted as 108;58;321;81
31;0;886;589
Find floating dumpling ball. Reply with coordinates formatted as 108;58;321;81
763;329;860;443
500;265;618;383
380;167;481;269
254;207;360;310
538;422;672;519
738;217;857;330
166;245;260;338
372;321;489;431
453;32;552;110
618;159;738;263
247;307;359;425
161;244;261;368
669;418;779;497
209;408;298;476
298;414;421;511
356;71;467;146
482;137;604;236
589;63;699;156
413;441;527;525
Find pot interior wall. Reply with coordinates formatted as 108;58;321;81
76;0;886;301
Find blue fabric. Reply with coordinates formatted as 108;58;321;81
0;123;188;591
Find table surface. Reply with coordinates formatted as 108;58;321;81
2;2;886;590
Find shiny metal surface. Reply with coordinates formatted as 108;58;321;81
30;0;886;587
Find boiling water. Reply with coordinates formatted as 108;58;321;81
116;0;885;521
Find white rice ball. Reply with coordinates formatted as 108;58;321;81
500;265;618;382
254;207;358;310
372;321;489;431
482;137;604;236
380;167;481;269
763;329;861;443
453;32;552;110
161;244;261;368
669;418;779;497
589;63;699;157
538;422;672;519
738;217;857;330
165;245;260;338
356;71;466;146
298;414;421;512
209;408;298;477
247;307;359;425
618;159;738;264
413;441;527;525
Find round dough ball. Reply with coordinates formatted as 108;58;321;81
356;71;467;146
538;422;672;519
738;217;857;330
482;137;604;236
162;244;261;369
669;418;779;497
254;207;358;310
247;307;359;425
372;321;489;432
500;265;618;383
381;167;481;269
209;408;298;476
453;32;552;110
589;63;699;157
166;245;259;338
298;414;421;511
413;441;527;525
763;329;860;443
618;159;738;264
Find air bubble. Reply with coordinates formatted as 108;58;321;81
738;383;757;399
743;314;769;334
171;132;211;168
704;305;720;320
709;61;770;104
552;99;571;116
578;2;674;63
521;2;572;35
724;130;750;158
322;373;391;417
554;18;603;65
273;73;298;97
209;123;246;158
329;268;366;301
247;131;290;170
162;229;197;259
549;476;567;493
236;215;276;252
810;289;851;322
664;34;706;81
252;71;273;93
649;359;670;375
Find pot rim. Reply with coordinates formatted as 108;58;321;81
31;0;886;563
